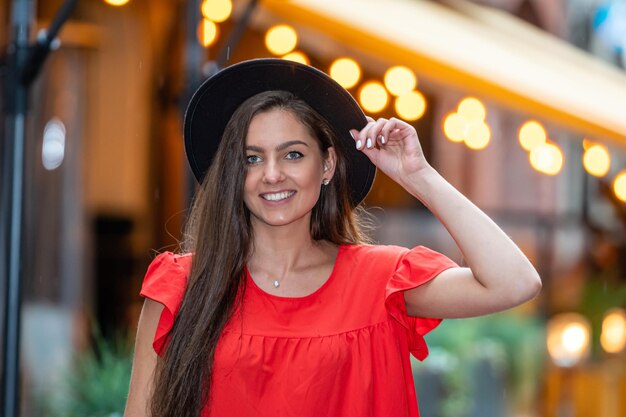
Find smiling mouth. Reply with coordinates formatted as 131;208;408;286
261;191;296;201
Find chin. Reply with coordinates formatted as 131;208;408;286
251;212;311;229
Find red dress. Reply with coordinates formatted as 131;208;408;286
140;244;457;417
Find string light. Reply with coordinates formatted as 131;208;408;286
547;313;591;368
282;51;309;65
464;121;491;150
265;25;298;55
201;0;232;23
359;82;388;113
582;143;611;177
519;120;547;151
457;97;486;122
529;142;564;175
614;170;626;202
384;66;416;96
395;91;426;121
601;308;626;354
197;19;218;47
329;58;361;89
104;0;131;5
443;113;467;143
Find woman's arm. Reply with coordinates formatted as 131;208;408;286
352;117;541;318
124;299;163;417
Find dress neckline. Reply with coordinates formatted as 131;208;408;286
245;244;346;301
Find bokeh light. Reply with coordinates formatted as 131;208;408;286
282;51;309;65
201;0;232;23
197;19;218;47
582;143;611;177
601;308;626;354
529;142;564;175
329;58;361;89
395;91;426;121
547;313;591;368
614;170;626;202
265;25;298;55
519;120;547;151
42;118;66;171
457;97;486;121
443;113;467;143
104;0;131;5
359;82;389;113
384;66;417;96
464;121;491;150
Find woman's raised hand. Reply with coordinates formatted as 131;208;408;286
350;120;541;320
350;117;432;188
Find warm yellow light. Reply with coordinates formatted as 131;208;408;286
601;308;626;354
329;58;361;89
457;97;486;122
519;120;547;151
529;143;564;175
201;0;232;23
614;170;626;202
395;91;426;121
197;19;218;47
562;324;588;353
282;51;309;65
359;82;388;113
265;25;298;55
384;66;417;96
443;113;467;143
104;0;130;5
547;313;591;367
464;121;491;150
583;144;611;177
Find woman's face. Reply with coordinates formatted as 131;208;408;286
243;109;336;230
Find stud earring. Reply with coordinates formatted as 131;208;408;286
322;178;330;186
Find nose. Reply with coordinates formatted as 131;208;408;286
262;159;284;184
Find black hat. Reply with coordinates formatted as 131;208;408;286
183;58;376;206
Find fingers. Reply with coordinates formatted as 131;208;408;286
352;117;409;150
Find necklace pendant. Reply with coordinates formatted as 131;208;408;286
273;280;280;288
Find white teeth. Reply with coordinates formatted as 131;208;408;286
262;191;295;201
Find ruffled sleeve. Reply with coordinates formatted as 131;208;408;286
139;251;192;355
385;246;458;361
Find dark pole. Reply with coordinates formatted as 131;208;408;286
214;0;259;69
1;2;35;416
1;1;77;415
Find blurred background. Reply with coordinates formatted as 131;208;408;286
1;0;626;416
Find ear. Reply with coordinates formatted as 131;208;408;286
323;147;337;179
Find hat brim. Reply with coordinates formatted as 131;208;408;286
183;58;376;207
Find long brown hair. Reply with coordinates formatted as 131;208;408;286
150;90;369;417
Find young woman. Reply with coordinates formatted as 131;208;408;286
124;59;541;417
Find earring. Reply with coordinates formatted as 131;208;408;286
322;178;330;186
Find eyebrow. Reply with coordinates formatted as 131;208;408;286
245;140;310;153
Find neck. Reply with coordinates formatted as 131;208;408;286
248;217;333;276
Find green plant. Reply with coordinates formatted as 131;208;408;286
48;334;132;417
412;311;545;417
578;276;626;358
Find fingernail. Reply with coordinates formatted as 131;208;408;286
380;135;386;144
349;131;355;139
356;139;362;149
366;138;372;148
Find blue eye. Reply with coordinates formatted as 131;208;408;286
286;151;303;160
246;155;262;165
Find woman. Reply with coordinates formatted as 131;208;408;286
124;59;541;417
